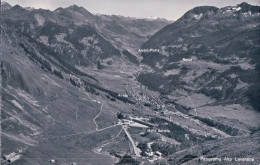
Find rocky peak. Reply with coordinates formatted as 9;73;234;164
66;4;93;16
177;6;219;22
237;2;260;14
1;1;12;10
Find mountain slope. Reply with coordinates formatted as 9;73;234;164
53;4;172;53
139;2;260;111
1;2;260;165
2;3;171;64
0;3;171;164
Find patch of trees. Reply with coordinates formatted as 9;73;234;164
109;150;121;158
116;112;126;119
84;80;135;104
85;86;97;95
151;143;176;156
137;72;185;95
53;69;63;79
246;83;260;111
137;143;149;156
144;103;151;107
20;43;52;72
106;95;116;101
70;77;80;87
141;52;164;68
31;38;98;82
39;58;52;72
199;88;223;100
97;60;104;70
115;155;139;165
178;154;198;164
137;73;165;92
106;60;113;65
194;116;239;136
149;117;204;144
122;50;139;65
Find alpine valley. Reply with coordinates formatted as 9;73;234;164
1;1;260;165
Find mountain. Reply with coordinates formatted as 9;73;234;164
94;15;172;54
3;9;120;69
1;4;171;164
54;5;172;53
139;2;260;110
1;2;260;165
136;4;260;163
1;1;12;11
2;4;171;64
1;6;132;164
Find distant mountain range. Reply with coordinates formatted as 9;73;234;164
2;2;171;55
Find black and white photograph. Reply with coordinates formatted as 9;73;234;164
1;0;260;164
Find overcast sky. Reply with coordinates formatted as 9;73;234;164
5;0;260;20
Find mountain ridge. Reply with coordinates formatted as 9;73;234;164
2;3;171;55
1;2;260;164
139;2;260;111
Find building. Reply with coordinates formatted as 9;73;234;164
183;58;193;61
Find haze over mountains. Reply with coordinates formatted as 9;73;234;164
1;1;260;164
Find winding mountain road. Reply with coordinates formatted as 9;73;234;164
87;92;141;156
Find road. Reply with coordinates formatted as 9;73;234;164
93;102;104;131
187;94;198;116
86;91;141;157
122;125;141;157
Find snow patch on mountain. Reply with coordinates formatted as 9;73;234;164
194;13;203;19
25;7;35;11
236;7;242;11
147;16;161;20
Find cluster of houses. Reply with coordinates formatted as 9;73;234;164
119;115;154;129
118;115;165;161
127;88;166;111
143;142;163;162
118;93;129;98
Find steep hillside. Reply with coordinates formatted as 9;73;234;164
1;7;134;164
2;5;120;67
